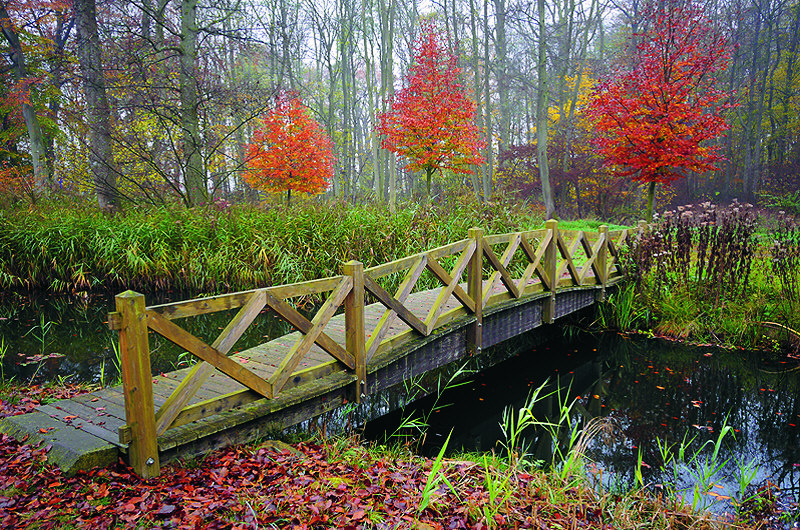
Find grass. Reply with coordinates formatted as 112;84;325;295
308;377;770;529
599;203;800;350
0;196;547;294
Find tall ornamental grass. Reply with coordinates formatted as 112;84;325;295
0;198;543;294
604;201;800;349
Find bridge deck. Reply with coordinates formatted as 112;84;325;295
1;222;639;475
2;280;517;471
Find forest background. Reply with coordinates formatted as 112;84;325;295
1;0;798;217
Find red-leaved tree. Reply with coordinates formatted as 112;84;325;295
377;24;484;199
245;93;334;206
587;0;734;220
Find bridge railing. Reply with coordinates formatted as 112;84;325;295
108;219;646;477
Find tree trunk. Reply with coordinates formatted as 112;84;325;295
494;0;510;148
470;0;484;200
76;0;118;209
425;167;434;199
645;181;656;221
537;0;556;218
0;4;49;193
180;0;207;206
482;0;493;199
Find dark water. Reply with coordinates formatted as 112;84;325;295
2;294;800;520
363;330;800;521
0;292;295;384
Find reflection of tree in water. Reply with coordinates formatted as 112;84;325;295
0;292;295;383
588;334;800;506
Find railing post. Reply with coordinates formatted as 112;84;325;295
343;261;366;402
543;219;558;324
467;227;484;356
597;225;609;301
114;290;160;478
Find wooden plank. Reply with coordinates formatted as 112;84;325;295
520;228;548;239
520;283;546;297
36;404;122;446
154;291;267;435
147;311;273;398
481;240;520;299
148;290;260;320
364;274;427;335
264;291;354;368
426;239;470;260
116;291;160;477
424;242;476;334
169;390;263;430
520;233;552;290
280;361;343;393
482;234;521;306
72;392;127;421
146;277;344;320
578;237;601;284
515;238;541;291
543;220;558;323
40;400;123;437
425;253;476;313
269;277;353;393
556;232;581;285
467;227;483;356
365;255;427;360
364;253;421;279
483;232;517;245
606;232;623;276
267;276;345;300
169;357;345;430
432;306;470;331
598;226;610;297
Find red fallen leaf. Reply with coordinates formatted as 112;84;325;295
63;415;78;421
38;428;51;433
352;509;366;520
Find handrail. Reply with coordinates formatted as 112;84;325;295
108;220;646;477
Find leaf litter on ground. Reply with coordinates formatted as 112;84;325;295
0;385;754;529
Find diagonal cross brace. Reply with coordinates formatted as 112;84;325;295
153;291;267;434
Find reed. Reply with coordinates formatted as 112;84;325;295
0;198;544;294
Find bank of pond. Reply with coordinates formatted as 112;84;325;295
1;291;799;527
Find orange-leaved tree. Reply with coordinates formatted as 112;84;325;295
377;24;484;199
245;93;334;206
587;0;734;220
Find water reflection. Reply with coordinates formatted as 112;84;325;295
363;331;800;518
0;292;295;384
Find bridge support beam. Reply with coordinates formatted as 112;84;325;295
543;219;558;324
467;227;483;355
115;291;160;478
343;261;366;402
597;225;609;301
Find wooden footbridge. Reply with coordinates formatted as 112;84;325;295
1;220;644;477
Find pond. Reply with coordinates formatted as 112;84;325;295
1;293;799;522
362;330;800;522
0;291;296;384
